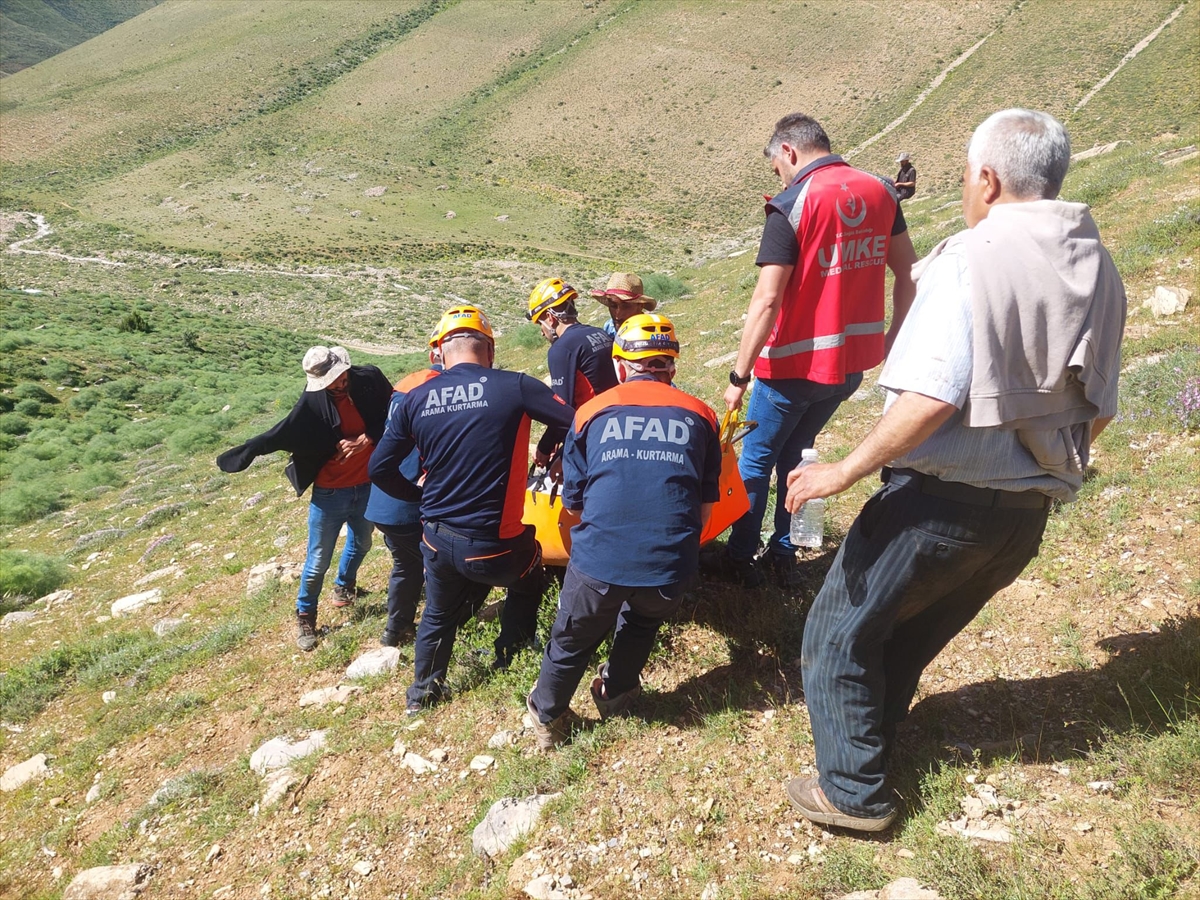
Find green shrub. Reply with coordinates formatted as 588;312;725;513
13;383;58;404
0;550;68;600
166;424;223;454
0;481;62;525
118;311;151;333
73;464;124;493
0;413;32;435
13;399;47;418
0;334;32;353
43;358;81;386
117;421;166;449
640;273;690;300
69;388;104;411
83;434;125;464
100;376;140;402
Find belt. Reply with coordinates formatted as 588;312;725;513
882;467;1052;510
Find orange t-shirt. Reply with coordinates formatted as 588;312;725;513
314;393;372;488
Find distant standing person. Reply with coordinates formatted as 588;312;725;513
894;152;917;201
721;112;917;588
217;346;392;651
369;306;576;713
783;109;1126;833
591;272;657;338
526;313;721;749
525;277;619;468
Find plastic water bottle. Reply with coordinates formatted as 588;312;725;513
789;449;825;549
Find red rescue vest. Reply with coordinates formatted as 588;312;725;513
756;160;898;384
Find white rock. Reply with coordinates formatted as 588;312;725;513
259;767;299;809
472;793;561;857
152;617;186;638
298;685;362;708
345;646;400;680
62;864;149;900
86;783;102;804
40;589;75;608
391;739;407;756
469;755;495;772
428;748;449;763
111;589;162;617
133;565;183;588
523;874;569;900
205;844;222;864
1144;285;1192;317
879;877;942;900
351;860;373;877
402;752;437;775
1;610;38;627
1;753;50;791
487;730;517;749
102;691;117;704
445;210;457;219
245;562;302;596
249;731;326;775
1087;780;1116;793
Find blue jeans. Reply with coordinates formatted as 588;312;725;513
727;374;862;560
802;477;1048;817
530;564;686;723
296;483;374;616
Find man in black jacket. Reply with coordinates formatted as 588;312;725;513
218;346;392;650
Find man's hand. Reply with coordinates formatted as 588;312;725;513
336;434;372;460
534;448;553;469
724;383;747;412
784;461;854;513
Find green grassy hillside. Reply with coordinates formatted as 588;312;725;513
0;0;160;75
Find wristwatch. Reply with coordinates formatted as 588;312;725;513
729;370;752;387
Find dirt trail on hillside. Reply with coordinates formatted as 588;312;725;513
846;31;997;159
4;211;125;267
1075;2;1187;111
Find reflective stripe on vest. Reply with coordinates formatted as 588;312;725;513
759;320;885;359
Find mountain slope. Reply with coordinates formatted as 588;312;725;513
2;0;1193;269
0;0;160;75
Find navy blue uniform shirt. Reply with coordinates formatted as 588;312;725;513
369;363;574;540
538;323;618;456
563;376;722;586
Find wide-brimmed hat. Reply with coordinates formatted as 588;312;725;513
589;272;657;311
895;151;912;163
303;345;351;392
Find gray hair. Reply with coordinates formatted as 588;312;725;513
966;109;1071;198
764;112;831;160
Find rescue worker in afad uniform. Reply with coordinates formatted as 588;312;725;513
368;306;576;714
526;313;723;750
525;277;619;469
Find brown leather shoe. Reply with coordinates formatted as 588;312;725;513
786;776;896;833
526;692;581;752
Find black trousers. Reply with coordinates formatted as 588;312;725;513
529;563;685;723
407;522;545;706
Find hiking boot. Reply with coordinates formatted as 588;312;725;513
296;612;319;652
590;664;641;720
380;625;415;648
785;776;897;833
526;692;581;752
765;552;803;589
727;553;766;588
330;583;356;608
